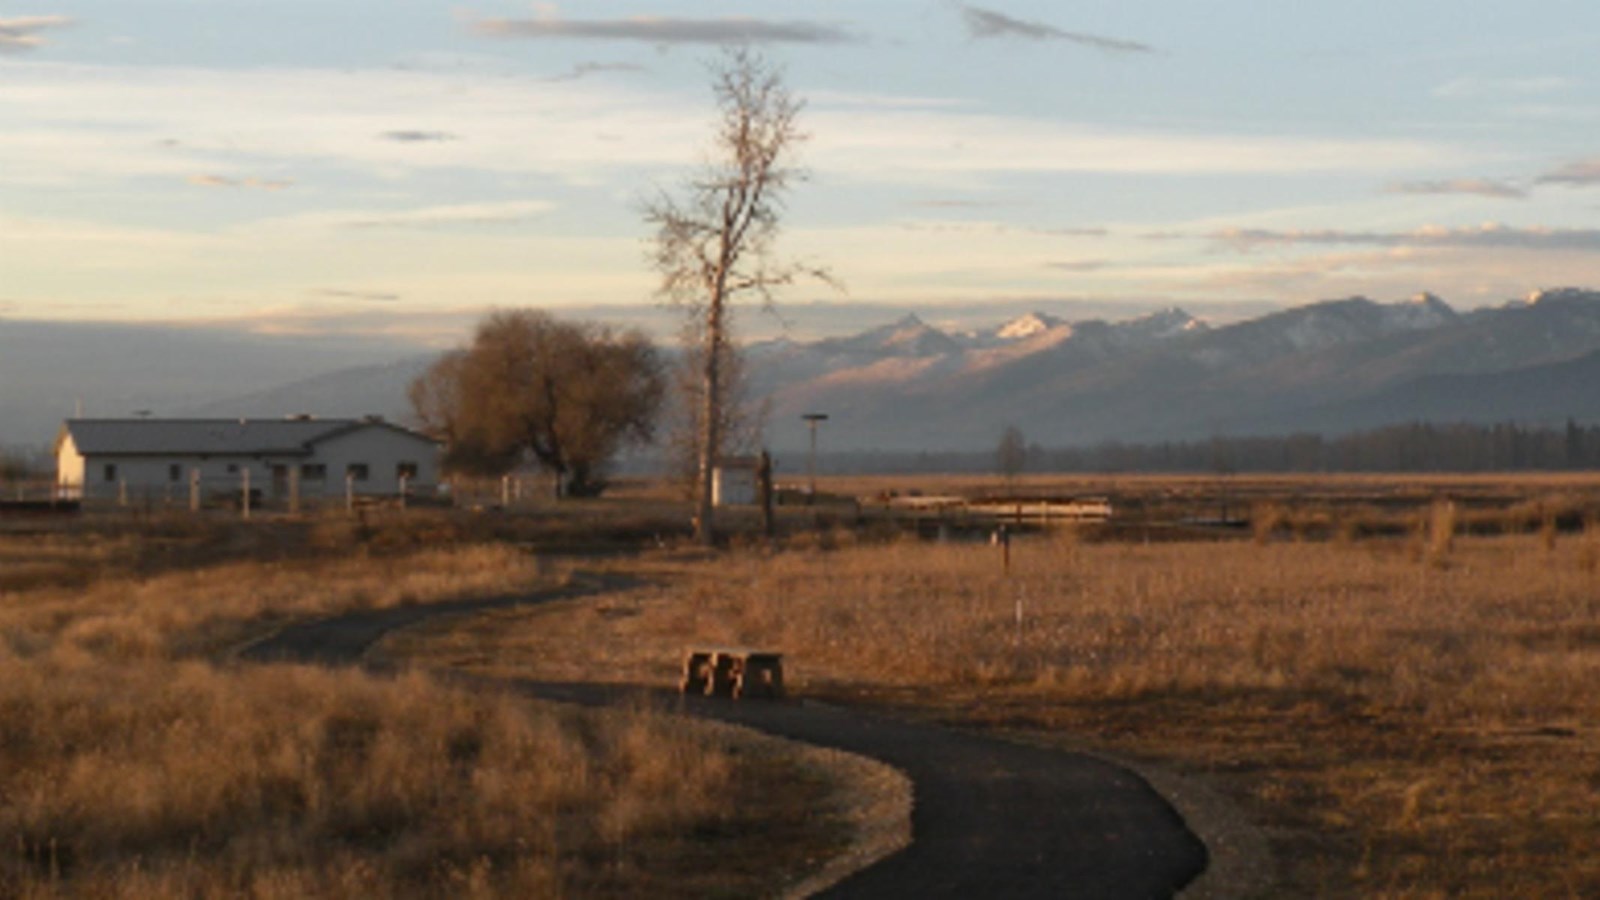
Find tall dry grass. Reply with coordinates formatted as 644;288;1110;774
410;528;1600;896
0;654;774;898
0;520;854;898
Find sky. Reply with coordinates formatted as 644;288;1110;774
6;1;1600;346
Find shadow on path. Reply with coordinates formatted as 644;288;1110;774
238;576;1207;899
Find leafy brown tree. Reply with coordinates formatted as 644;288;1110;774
646;48;826;544
409;310;665;497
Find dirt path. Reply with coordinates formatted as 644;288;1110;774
240;578;1208;899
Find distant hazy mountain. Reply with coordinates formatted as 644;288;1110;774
13;288;1600;455
183;356;435;426
0;319;420;448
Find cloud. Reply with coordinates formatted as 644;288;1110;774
380;130;457;143
1386;178;1526;199
895;219;1110;239
187;174;294;190
1047;259;1110;272
1;61;1461;193
960;6;1152;53
326;200;556;230
1538;158;1600;186
314;289;402;303
545;62;646;83
0;15;71;53
474;15;854;45
1209;222;1600;253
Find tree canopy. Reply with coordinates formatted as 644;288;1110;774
409;310;665;497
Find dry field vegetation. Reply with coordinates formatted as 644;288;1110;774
0;512;858;898
392;485;1600;898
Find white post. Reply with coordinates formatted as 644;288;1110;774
399;473;409;511
118;479;127;507
288;466;301;516
501;474;511;508
241;468;251;520
190;469;200;513
346;470;355;514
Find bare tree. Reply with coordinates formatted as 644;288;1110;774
409;310;665;497
646;48;823;544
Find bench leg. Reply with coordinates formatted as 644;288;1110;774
680;652;712;694
707;654;738;697
736;660;784;699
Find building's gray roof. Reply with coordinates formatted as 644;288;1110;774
59;418;433;457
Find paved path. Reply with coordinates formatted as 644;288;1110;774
240;579;1208;899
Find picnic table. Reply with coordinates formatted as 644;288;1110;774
680;646;785;699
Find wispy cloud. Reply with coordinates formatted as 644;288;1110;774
474;14;855;45
380;130;457;143
1538;158;1600;186
1386;178;1526;199
545;61;646;83
1048;259;1111;272
1210;223;1600;252
187;174;294;190
329;200;556;230
314;288;401;303
960;6;1152;54
0;15;71;53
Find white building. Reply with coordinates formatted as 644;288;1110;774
55;417;441;504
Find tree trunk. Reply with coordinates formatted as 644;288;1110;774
694;299;724;546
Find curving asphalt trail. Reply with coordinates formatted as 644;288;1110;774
240;579;1207;899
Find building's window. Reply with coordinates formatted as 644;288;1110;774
347;463;369;482
301;463;327;481
226;463;238;475
396;462;419;480
103;463;117;482
169;464;182;482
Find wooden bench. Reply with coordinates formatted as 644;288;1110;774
681;646;785;700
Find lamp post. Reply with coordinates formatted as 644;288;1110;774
802;413;829;502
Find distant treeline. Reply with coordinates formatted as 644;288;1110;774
809;421;1600;475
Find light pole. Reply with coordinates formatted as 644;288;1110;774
802;413;829;502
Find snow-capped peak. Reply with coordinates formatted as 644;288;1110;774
995;311;1064;341
1386;292;1456;330
1526;286;1600;306
1123;307;1203;340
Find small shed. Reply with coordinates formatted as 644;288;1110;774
711;455;764;507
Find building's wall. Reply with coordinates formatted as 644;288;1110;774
70;454;297;503
55;435;86;497
57;422;439;504
303;426;440;497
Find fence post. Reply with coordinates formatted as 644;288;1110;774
241;468;251;520
399;473;409;511
288;465;301;516
190;469;200;513
346;471;355;514
118;479;127;507
501;474;511;508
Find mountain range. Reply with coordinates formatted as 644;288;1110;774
8;288;1600;454
752;287;1600;451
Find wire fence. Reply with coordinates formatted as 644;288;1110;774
0;472;567;519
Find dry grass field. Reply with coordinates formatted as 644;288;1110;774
0;511;870;898
390;483;1600;898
